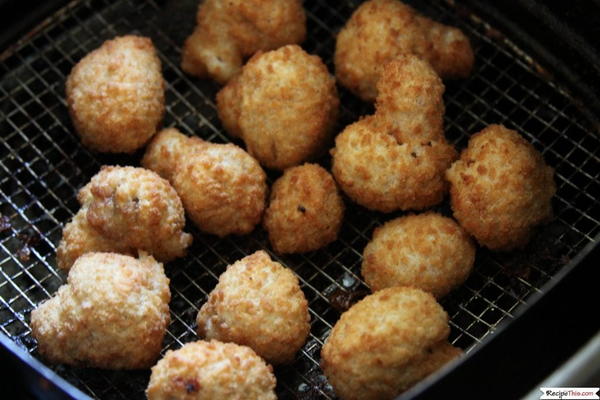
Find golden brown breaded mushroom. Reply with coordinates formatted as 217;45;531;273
56;166;192;270
362;213;475;298
321;287;462;400
197;251;310;364
66;35;165;153
217;45;339;170
335;0;474;101
142;128;268;237
31;252;170;369
263;164;344;254
331;55;457;212
181;0;306;84
446;124;556;250
146;340;276;400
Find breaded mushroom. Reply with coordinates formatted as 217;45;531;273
321;287;461;400
197;251;310;364
335;0;474;101
142;128;268;237
446;124;556;250
362;213;475;298
217;45;339;170
31;252;170;369
181;0;306;84
263;164;344;254
66;35;165;153
146;340;276;400
331;56;457;212
56;166;192;270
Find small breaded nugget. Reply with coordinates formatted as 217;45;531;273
197;251;310;364
31;252;170;369
181;0;306;84
56;166;192;270
362;213;475;298
66;36;165;153
331;56;457;212
335;0;474;101
142;128;268;237
263;164;344;254
446;124;556;250
321;287;461;400
146;340;276;400
217;45;339;170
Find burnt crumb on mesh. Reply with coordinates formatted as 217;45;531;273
495;221;570;296
298;205;307;213
295;368;335;400
327;287;369;313
0;214;11;232
16;228;41;262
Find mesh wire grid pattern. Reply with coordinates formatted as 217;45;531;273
0;0;599;398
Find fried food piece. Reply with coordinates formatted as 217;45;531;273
56;209;132;271
31;252;170;369
331;56;457;212
362;213;475;298
446;124;556;250
335;0;474;101
263;164;344;253
142;128;268;237
181;0;306;84
56;166;192;270
146;340;276;400
321;287;461;400
66;35;165;153
197;251;310;364
217;45;339;170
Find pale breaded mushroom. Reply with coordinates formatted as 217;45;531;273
335;0;474;101
146;340;276;400
331;55;457;212
182;0;306;84
197;251;310;364
362;212;475;298
56;166;192;270
217;44;339;170
446;124;556;250
31;252;170;369
321;287;462;400
66;35;165;153
142;128;268;237
263;163;344;254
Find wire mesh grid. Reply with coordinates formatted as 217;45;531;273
0;0;599;398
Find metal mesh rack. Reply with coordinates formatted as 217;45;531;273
0;0;599;398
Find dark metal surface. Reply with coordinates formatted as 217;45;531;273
0;0;599;399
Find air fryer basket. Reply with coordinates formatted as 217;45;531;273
0;0;598;399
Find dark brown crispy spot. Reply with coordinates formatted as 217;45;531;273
174;377;200;394
298;205;306;213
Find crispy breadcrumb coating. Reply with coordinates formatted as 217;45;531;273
146;340;276;400
181;0;306;84
362;213;475;298
446;124;556;250
263;164;344;254
56;166;192;270
197;251;310;364
335;0;474;101
321;287;461;400
66;35;165;153
142;128;268;237
331;56;457;212
217;45;339;170
31;252;170;369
